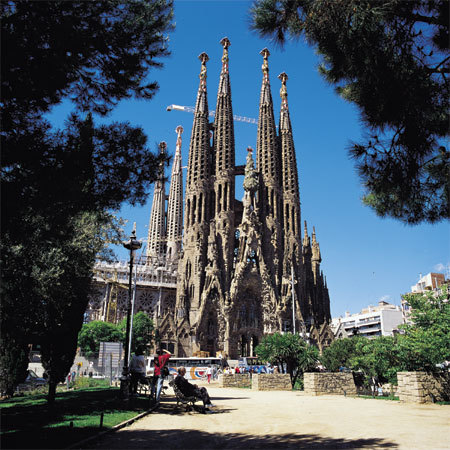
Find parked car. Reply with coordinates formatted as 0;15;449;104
17;370;47;391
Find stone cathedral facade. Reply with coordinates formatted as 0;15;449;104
88;39;333;357
175;39;332;357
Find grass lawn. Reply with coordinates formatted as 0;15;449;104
0;385;152;449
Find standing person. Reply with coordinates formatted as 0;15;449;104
129;346;147;396
206;365;212;383
174;367;214;411
151;348;171;404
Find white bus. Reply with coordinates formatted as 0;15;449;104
146;357;222;380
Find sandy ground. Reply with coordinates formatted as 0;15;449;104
86;380;449;449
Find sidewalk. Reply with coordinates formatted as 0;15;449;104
86;383;450;449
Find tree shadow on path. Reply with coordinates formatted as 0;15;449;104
88;428;397;449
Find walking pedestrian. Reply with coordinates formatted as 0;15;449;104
206;365;212;383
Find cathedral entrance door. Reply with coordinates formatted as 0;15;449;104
241;335;251;357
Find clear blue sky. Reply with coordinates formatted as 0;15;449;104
47;0;449;318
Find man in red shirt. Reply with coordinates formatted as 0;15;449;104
151;349;171;404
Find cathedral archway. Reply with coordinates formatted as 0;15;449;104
196;289;221;356
229;284;263;358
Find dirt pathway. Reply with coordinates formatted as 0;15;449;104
87;382;449;449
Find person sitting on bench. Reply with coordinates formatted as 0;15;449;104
174;367;215;409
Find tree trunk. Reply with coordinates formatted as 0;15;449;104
47;381;57;405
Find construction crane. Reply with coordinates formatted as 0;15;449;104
167;104;257;125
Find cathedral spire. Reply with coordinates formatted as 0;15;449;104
176;51;213;334
147;142;167;261
257;48;282;219
213;37;236;286
166;126;184;262
214;37;235;175
311;226;322;263
303;220;310;247
186;52;211;191
278;72;301;254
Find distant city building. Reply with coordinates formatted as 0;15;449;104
401;272;447;324
331;301;404;339
410;272;446;293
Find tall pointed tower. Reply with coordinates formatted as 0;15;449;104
146;142;167;262
212;37;236;291
175;53;213;356
166;126;184;263
278;72;304;329
256;49;283;291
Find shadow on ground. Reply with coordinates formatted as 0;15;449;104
87;428;397;449
153;401;236;415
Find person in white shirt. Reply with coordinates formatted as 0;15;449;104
129;346;147;395
206;365;212;383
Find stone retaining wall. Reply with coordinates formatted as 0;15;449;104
397;371;450;403
219;374;251;389
251;374;292;391
304;372;357;396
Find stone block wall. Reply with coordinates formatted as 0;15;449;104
397;371;450;403
219;374;251;389
304;372;357;396
251;374;292;391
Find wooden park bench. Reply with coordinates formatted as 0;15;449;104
168;380;199;411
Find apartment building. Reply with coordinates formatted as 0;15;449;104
331;301;404;339
401;272;447;323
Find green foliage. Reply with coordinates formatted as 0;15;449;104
1;1;174;401
349;336;400;384
1;0;174;117
255;333;319;387
77;312;154;358
74;377;110;390
77;321;123;357
118;311;155;353
319;286;449;383
320;337;362;372
396;285;450;371
0;335;29;397
250;0;449;224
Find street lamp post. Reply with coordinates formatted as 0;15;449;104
120;226;142;401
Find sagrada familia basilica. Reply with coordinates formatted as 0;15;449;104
89;39;333;358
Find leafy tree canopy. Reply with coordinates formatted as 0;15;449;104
250;0;449;224
397;284;450;371
319;285;449;384
0;0;174;401
78;312;155;358
78;321;123;358
349;336;400;384
1;0;173;118
118;311;155;354
319;336;361;373
255;332;318;387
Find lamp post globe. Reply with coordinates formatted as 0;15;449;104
120;227;142;401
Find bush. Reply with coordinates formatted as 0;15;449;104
74;377;110;389
293;375;304;391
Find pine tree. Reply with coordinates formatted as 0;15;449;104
250;0;449;224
